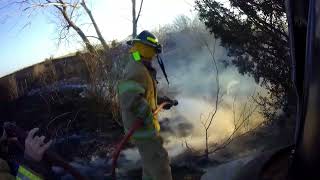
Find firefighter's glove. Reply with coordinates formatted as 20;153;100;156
163;100;178;110
158;96;178;110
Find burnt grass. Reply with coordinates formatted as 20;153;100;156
1;81;206;180
3;85;121;138
125;165;204;180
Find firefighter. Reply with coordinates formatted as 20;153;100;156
117;30;173;180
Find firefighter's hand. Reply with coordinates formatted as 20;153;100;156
162;100;178;110
24;128;52;162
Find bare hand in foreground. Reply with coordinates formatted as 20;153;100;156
24;128;52;162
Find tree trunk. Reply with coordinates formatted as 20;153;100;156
133;21;137;38
132;0;137;37
81;0;109;51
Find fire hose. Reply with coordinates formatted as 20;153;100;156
4;122;88;180
111;100;178;180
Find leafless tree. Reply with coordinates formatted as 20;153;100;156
173;15;191;32
200;90;223;160
195;33;222;160
131;0;144;37
3;0;108;53
48;0;95;53
209;93;260;154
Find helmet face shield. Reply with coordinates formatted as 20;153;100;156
130;42;156;60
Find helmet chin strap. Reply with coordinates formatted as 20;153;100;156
157;55;169;85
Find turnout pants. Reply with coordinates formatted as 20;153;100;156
134;137;172;180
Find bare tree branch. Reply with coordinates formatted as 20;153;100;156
183;138;195;152
86;35;100;40
69;0;80;18
0;0;29;10
23;1;78;11
8;0;95;52
190;27;222;159
209;114;262;154
209;91;259;154
81;0;109;51
136;0;143;23
232;95;237;125
54;0;95;53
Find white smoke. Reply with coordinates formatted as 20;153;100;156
155;28;265;153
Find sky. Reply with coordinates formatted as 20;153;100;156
0;0;196;77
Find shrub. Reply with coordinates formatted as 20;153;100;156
78;45;129;124
32;60;57;86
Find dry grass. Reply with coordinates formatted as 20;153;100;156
7;75;19;100
32;59;57;86
77;46;128;124
33;64;46;79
